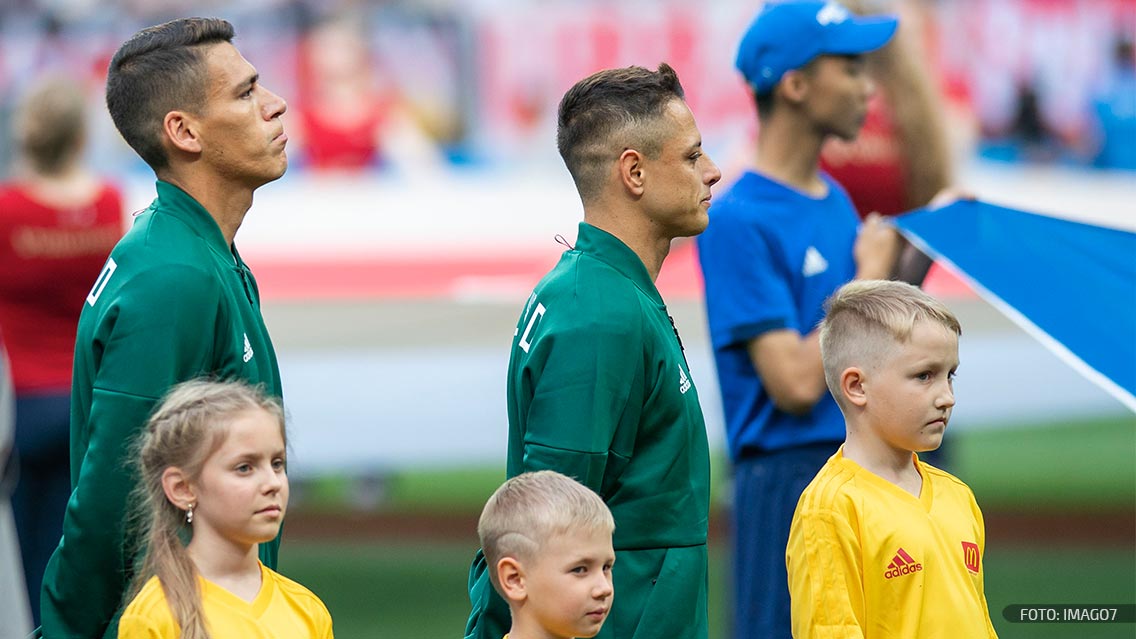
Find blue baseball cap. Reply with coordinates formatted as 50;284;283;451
736;1;899;95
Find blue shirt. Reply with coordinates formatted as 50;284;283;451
1092;67;1136;170
697;171;858;459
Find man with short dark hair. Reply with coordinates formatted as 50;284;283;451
465;63;721;639
39;18;287;638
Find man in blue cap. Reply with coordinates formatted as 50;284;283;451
696;2;903;637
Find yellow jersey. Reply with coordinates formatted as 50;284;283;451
787;447;997;638
119;562;333;638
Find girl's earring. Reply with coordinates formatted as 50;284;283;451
186;502;196;525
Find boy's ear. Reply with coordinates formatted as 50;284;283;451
841;367;868;407
163;110;203;155
497;557;527;603
161;466;197;512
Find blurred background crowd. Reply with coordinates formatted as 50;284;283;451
0;0;1133;180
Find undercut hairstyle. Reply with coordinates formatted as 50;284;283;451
126;379;286;639
14;75;87;174
819;280;961;407
106;17;234;172
478;470;614;596
556;63;686;203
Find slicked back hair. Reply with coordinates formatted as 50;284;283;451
106;17;234;172
478;470;614;596
556;63;685;203
820;280;961;409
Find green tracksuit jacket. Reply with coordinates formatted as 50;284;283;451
466;222;711;639
39;181;283;639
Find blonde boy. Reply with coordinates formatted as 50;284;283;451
787;280;997;638
478;470;615;639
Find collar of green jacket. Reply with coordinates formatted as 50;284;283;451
153;180;241;265
574;222;665;308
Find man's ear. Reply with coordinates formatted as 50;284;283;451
163;110;203;155
161;466;197;512
618;148;646;197
841;367;868;408
778;70;810;106
497;556;527;603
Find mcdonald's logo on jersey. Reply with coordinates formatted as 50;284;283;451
962;541;980;574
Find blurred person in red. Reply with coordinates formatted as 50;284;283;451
293;17;442;172
294;17;389;170
0;74;125;626
819;0;954;285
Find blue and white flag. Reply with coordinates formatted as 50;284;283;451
896;200;1136;413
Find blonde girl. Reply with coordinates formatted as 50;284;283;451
118;380;332;638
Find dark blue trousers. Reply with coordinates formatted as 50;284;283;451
12;392;70;627
732;442;838;639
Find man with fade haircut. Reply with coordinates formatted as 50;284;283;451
465;63;722;639
39;17;287;639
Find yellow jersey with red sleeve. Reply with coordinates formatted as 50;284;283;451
786;447;998;639
118;562;333;638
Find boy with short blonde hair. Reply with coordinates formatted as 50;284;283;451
787;280;997;638
478;470;615;639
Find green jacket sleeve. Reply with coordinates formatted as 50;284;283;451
520;309;643;494
468;294;645;639
463;548;511;639
41;265;221;639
